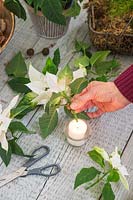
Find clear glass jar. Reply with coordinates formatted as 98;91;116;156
65;119;92;147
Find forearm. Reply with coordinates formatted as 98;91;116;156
114;65;133;103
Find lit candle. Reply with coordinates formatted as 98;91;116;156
66;119;90;146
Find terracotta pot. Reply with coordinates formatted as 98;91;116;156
0;1;15;54
26;4;71;39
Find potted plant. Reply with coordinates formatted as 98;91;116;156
0;0;14;53
4;0;83;38
84;0;133;55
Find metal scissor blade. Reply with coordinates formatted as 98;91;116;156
0;167;27;188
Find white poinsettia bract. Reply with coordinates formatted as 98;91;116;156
0;95;19;151
109;147;129;190
26;64;52;105
94;146;129;190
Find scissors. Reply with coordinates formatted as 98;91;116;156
0;146;61;188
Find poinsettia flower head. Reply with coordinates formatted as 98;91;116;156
26;64;48;95
0;95;19;151
110;147;129;190
26;64;51;105
46;72;66;93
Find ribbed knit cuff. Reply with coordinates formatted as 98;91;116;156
114;65;133;103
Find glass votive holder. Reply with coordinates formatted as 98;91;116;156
65;119;91;147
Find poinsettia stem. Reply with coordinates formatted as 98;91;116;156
61;91;71;104
71;110;78;122
87;70;97;75
85;171;110;190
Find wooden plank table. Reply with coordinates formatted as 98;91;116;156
0;7;133;200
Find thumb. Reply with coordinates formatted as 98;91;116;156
70;90;94;111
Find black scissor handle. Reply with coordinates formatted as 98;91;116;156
23;164;61;177
23;146;50;168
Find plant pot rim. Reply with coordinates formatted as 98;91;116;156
0;12;15;54
25;0;73;17
89;6;133;37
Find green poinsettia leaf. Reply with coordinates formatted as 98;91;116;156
58;65;73;84
74;167;101;189
64;0;80;17
11;92;37;119
8;139;31;157
64;106;89;120
42;57;58;75
93;146;109;161
70;78;88;95
95;75;108;82
107;169;120;182
41;0;66;25
102;182;115;200
95;59;120;75
89;51;111;67
8;139;24;156
88;150;105;168
74;56;90;68
8;77;30;93
11;105;31;119
9;121;34;134
53;48;60;67
49;93;62;107
0;143;12;166
5;52;27;77
4;0;26;20
75;40;90;53
39;107;58;138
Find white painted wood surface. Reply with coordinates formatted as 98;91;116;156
0;5;133;200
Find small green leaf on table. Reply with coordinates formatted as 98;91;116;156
70;77;88;95
107;169;120;182
102;182;115;200
0;144;12;166
42;57;58;75
9;121;34;134
8;77;30;93
5;52;27;77
88;150;105;168
39;107;58;138
74;167;101;189
53;48;60;67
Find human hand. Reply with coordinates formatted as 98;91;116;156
70;81;130;118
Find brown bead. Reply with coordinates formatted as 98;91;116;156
26;48;34;57
42;48;49;56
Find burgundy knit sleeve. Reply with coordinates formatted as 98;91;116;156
114;65;133;103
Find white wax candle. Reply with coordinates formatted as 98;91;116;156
68;119;87;140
